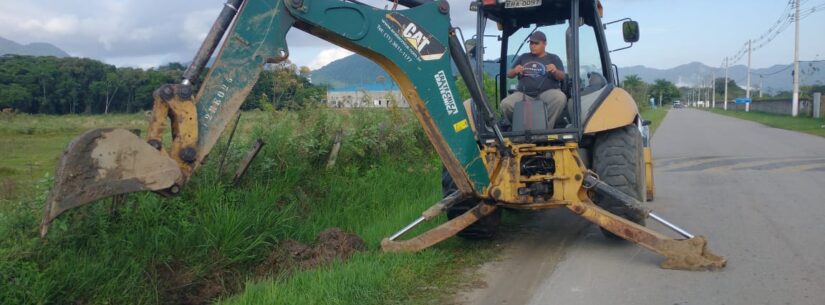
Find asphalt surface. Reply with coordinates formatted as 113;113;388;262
455;108;825;305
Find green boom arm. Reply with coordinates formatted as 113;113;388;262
194;0;490;192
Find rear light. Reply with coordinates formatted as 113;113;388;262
483;0;497;6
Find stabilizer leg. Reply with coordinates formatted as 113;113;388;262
381;192;497;252
573;174;727;270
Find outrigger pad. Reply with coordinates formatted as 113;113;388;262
658;236;727;271
41;128;181;237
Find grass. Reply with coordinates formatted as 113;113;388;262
640;105;669;135
0;107;499;305
705;108;825;138
0;114;147;198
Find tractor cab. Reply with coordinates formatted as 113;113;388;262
465;0;639;144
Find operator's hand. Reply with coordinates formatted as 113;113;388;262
546;63;558;74
513;65;524;75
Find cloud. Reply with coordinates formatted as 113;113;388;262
181;9;222;50
0;0;499;68
0;0;224;64
308;48;355;69
19;15;80;35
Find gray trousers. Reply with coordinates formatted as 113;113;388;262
501;89;567;127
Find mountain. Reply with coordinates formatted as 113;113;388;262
313;54;825;94
0;36;69;58
310;54;514;89
599;61;824;94
310;55;390;88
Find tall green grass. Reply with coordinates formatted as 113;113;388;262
0;107;494;305
640;106;669;135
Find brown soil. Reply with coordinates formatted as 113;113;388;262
154;227;366;305
153;261;238;305
255;227;367;276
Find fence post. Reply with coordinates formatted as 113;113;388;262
232;139;265;185
814;92;821;119
326;129;344;169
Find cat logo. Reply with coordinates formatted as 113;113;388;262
385;13;445;61
402;23;431;53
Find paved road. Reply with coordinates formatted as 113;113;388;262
455;109;825;305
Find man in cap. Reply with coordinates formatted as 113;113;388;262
502;31;567;128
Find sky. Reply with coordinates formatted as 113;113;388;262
0;0;823;70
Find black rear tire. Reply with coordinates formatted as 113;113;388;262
442;168;501;239
592;124;647;239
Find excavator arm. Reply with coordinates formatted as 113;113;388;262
41;0;490;236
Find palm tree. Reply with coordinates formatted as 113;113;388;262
622;74;644;88
622;74;648;108
649;79;680;107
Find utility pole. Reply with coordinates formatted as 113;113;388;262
724;57;729;110
707;77;711;107
688;88;692;106
659;91;663;108
746;39;752;112
688;88;696;107
792;0;801;117
703;79;708;108
759;78;763;98
712;73;716;108
688;88;691;106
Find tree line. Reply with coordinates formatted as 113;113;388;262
620;75;681;108
620;73;825;108
0;55;325;114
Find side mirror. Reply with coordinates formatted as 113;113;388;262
622;21;640;43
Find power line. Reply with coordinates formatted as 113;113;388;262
728;0;794;60
750;0;794;45
724;1;825;65
753;60;824;77
755;65;793;76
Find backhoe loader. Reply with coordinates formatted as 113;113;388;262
40;0;726;270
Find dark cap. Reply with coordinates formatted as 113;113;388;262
528;31;546;42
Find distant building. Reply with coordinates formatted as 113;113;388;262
326;83;408;108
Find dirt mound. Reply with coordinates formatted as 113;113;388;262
153;261;239;305
154;228;365;305
257;228;367;275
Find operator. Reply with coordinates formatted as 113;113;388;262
502;31;567;127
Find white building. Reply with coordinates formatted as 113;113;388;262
325;83;409;108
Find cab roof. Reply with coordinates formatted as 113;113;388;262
483;0;603;34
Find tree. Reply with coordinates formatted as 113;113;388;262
33;59;57;113
649;79;680;106
245;60;327;111
0;83;32;110
0;55;328;115
119;68;146;113
621;74;649;109
714;78;745;99
91;70;123;114
622;74;644;88
299;66;311;78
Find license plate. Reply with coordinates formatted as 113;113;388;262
505;0;541;9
